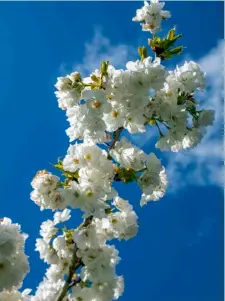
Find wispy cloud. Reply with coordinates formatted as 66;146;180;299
74;27;137;76
165;40;224;191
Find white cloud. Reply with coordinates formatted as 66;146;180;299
74;27;137;76
165;40;224;192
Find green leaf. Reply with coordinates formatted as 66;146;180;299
167;28;175;40
159;50;172;60
162;34;182;50
169;46;183;55
171;34;182;43
154;37;161;44
138;46;148;61
53;164;64;171
105;208;113;215
100;60;109;76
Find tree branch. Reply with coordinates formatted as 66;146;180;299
56;216;93;301
108;127;123;151
56;245;79;301
56;129;122;301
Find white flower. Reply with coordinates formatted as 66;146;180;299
74;224;105;251
110;138;147;170
79;167;113;194
66;105;107;143
171;61;205;93
91;276;123;300
64;180;109;218
82;89;112;116
63;142;112;174
31;170;59;194
146;153;163;174
102;211;138;241
132;0;171;34
156;125;205;152
0;289;31;301
123;110;146;134
112;196;133;213
126;57;167;91
68;286;93;301
62;143;82;172
30;170;67;211
40;220;58;243
113;276;124;299
54;209;71;225
55;90;81;111
30;189;66;211
80;245;120;283
45;261;69;281
31;278;65;301
103;110;124;132
195;109;215;127
182;128;204;149
35;239;58;265
0;253;29;293
55;72;83;110
156;132;184;152
138;154;168;205
0;219;29;293
0;218;27;259
55;76;72;91
52;236;74;259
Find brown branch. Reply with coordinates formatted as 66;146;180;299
56;216;93;301
56;244;79;301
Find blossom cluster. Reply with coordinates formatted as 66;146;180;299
132;0;171;34
32;196;137;301
0;218;29;292
1;1;215;300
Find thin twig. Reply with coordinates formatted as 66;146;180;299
155;121;164;137
56;245;79;301
68;277;82;289
108;127;123;151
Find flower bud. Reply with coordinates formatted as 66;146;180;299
91;74;99;82
70;72;81;82
149;119;156;126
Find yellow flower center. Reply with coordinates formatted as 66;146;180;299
91;100;101;109
149;119;156;125
111;111;119;118
73;158;79;164
149;23;155;30
84;153;91;160
86;190;93;197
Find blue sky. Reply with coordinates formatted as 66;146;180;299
0;1;223;300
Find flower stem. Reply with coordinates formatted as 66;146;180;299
56;245;79;301
155;121;164;137
109;127;123;151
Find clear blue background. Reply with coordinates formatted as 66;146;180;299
0;2;223;300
